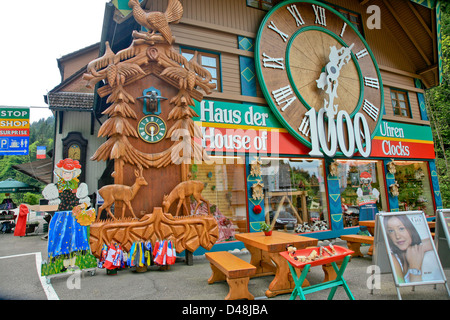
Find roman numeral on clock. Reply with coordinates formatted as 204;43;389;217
312;5;326;26
268;21;289;42
340;22;347;37
298;115;310;136
364;77;380;89
272;85;297;111
355;48;369;60
262;53;285;70
362;99;379;121
287;4;304;26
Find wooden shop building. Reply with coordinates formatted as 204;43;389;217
46;0;444;253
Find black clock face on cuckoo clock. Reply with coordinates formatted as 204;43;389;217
255;0;384;157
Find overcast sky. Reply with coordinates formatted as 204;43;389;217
0;0;109;123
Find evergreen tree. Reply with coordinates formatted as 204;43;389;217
425;2;450;207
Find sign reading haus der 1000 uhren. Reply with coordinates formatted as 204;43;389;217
0;108;30;156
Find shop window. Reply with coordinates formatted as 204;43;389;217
189;156;246;242
393;161;434;216
337;160;387;227
181;48;221;91
391;88;412;118
246;0;282;11
261;158;329;233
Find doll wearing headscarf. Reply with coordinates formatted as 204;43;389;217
42;158;90;210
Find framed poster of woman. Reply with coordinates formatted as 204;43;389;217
435;209;450;268
374;211;449;299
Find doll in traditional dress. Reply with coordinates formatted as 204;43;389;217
356;171;380;203
42;159;91;265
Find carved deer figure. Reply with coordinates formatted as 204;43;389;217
96;164;148;221
162;180;210;216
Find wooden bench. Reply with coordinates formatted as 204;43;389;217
341;235;374;257
205;251;256;300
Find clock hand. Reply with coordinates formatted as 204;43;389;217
150;126;155;141
317;44;355;114
329;43;354;73
316;43;354;141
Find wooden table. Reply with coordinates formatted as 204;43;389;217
358;220;375;235
235;231;318;297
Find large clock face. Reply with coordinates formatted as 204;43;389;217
138;115;167;143
255;0;384;158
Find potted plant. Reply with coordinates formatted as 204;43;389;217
259;222;272;236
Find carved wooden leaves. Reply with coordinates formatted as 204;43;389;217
89;207;219;257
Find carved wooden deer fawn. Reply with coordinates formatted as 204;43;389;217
96;164;148;221
162;180;210;216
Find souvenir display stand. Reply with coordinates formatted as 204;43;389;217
280;245;354;300
96;238;177;274
435;209;450;268
373;211;450;300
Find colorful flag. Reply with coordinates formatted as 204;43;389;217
167;240;176;265
36;146;46;159
154;240;168;265
103;243;117;270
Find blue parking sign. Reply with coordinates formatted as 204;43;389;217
0;136;29;155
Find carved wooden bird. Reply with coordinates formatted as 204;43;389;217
128;0;183;44
86;41;115;77
161;51;198;91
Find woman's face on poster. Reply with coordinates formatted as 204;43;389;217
386;217;412;251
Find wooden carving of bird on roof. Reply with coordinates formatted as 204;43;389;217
128;0;183;44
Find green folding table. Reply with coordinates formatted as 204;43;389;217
280;245;355;300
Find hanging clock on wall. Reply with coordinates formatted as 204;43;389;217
137;115;167;143
255;0;384;158
62;132;87;182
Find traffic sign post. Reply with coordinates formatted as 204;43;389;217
0;107;30;156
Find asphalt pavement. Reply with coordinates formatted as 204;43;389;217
0;229;449;303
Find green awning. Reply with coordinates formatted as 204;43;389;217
0;178;40;193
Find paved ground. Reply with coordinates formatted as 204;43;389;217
0;230;449;302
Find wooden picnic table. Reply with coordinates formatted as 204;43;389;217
235;231;318;297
